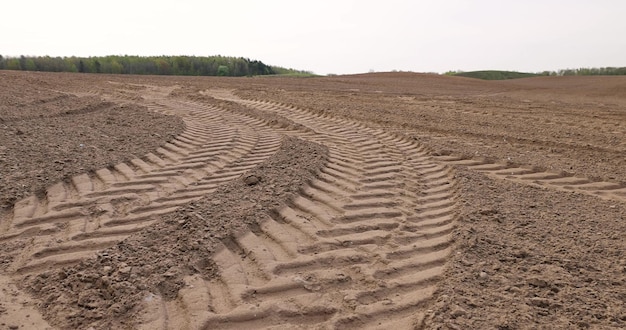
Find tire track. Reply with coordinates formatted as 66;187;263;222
1;90;286;275
141;93;459;329
433;155;626;203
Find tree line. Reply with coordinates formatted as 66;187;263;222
541;67;626;76
447;67;626;80
0;55;310;77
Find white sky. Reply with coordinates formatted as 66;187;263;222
2;0;625;75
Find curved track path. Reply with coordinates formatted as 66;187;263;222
137;93;459;329
5;85;622;329
433;155;626;203
1;87;458;329
1;89;286;276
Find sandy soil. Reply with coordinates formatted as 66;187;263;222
0;71;624;329
0;72;184;211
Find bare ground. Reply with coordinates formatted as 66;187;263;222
0;71;624;329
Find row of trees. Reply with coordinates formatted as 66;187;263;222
447;67;626;80
542;67;626;76
0;55;301;76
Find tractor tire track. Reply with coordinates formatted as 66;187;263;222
434;155;626;203
140;94;459;329
1;92;285;276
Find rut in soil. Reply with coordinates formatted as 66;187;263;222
138;93;459;329
434;155;626;203
1;88;460;329
1;93;287;275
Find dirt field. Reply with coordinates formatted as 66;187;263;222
0;70;624;329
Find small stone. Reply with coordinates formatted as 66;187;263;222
446;322;461;330
528;277;549;288
506;286;522;294
57;269;68;280
479;208;498;216
103;266;112;274
479;271;488;279
450;307;467;318
77;290;102;309
243;175;260;186
529;297;550;308
97;275;111;290
513;250;530;258
118;266;132;275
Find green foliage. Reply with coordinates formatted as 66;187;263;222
24;58;36;71
0;55;309;77
271;72;319;78
552;67;626;76
78;60;86;73
270;66;317;77
449;67;626;80
217;65;230;76
5;58;21;70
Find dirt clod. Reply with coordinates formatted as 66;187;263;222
243;174;260;186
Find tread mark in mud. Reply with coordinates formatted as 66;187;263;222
141;94;459;329
434;155;626;203
1;94;284;275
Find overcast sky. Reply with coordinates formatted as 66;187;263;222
2;0;625;75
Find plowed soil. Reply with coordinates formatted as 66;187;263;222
0;70;625;330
